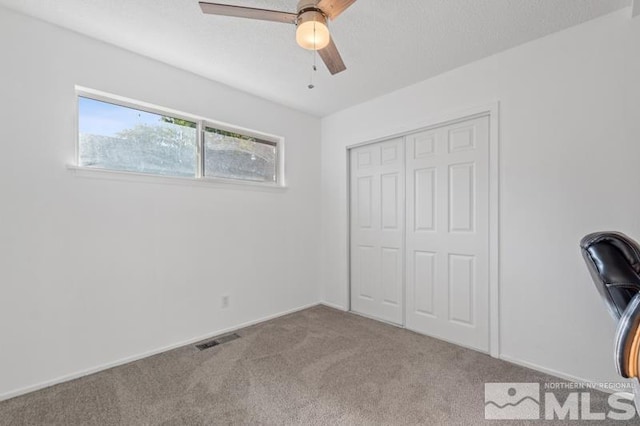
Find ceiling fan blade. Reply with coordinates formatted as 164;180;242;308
317;0;357;20
318;38;346;75
199;2;297;24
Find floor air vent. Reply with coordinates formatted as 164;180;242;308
195;333;241;351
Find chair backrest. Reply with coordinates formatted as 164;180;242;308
580;232;640;320
615;293;640;378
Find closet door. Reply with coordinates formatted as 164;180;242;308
350;138;404;325
405;116;490;352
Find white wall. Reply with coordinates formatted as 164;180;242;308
0;6;321;399
321;8;640;385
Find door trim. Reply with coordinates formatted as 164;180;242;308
346;101;500;357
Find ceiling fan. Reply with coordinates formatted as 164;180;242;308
199;0;357;75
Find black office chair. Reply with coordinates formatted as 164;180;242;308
581;231;640;405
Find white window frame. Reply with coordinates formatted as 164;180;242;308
72;86;286;188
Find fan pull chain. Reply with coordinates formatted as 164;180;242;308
308;21;317;89
308;51;317;89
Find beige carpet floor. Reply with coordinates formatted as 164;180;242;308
0;305;636;425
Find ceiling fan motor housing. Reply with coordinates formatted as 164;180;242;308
297;0;321;12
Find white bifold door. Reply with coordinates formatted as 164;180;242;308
350;138;405;325
350;116;490;352
405;116;490;352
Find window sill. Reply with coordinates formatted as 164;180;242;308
66;165;288;192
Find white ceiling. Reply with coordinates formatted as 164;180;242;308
0;0;630;116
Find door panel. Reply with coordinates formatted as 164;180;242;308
414;250;436;316
449;162;475;232
448;253;475;325
381;247;401;305
350;139;404;325
414;168;436;232
356;176;373;228
356;245;375;299
381;173;400;229
405;116;490;352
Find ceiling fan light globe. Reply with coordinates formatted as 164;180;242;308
296;11;330;50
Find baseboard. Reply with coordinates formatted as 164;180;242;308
0;302;319;402
349;310;405;328
499;354;633;394
319;301;347;311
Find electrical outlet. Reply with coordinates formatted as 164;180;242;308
221;295;229;309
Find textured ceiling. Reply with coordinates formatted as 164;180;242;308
0;0;630;116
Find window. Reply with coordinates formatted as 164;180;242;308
78;97;198;177
203;127;277;183
76;90;283;185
